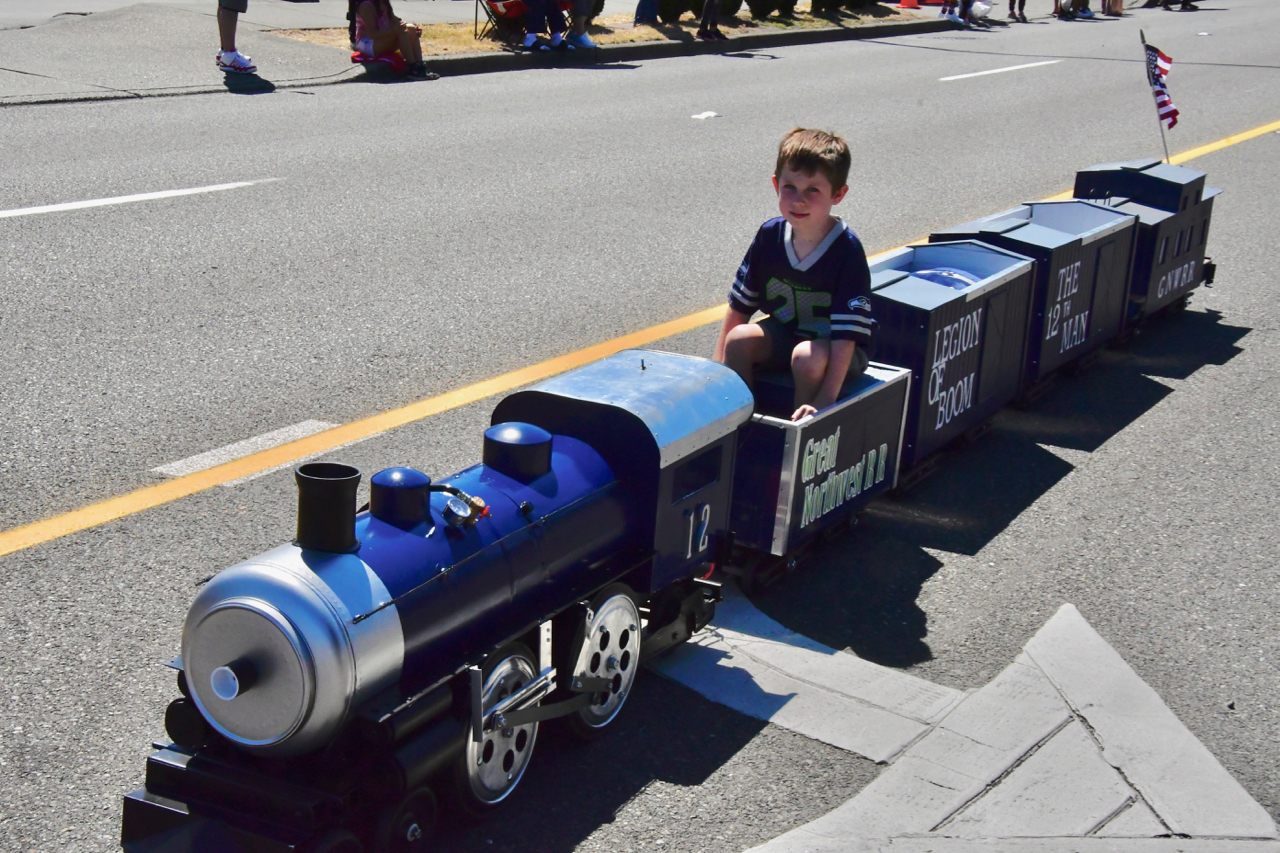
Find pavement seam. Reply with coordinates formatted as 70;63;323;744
1084;794;1143;838
0;63;139;97
1064;696;1176;838
0;68;366;108
927;714;1073;833
1022;638;1176;837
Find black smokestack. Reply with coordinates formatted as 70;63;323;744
295;462;362;553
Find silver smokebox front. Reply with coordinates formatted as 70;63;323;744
182;544;404;756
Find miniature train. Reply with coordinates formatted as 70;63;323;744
121;158;1220;853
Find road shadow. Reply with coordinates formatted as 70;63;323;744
435;671;769;852
221;72;276;94
749;528;944;668
1122;307;1247;380
744;307;1250;667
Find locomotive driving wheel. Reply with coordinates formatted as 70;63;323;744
454;642;540;815
565;584;641;740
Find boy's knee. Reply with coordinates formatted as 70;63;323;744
790;342;828;380
724;324;766;361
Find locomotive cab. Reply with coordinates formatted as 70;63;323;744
492;349;754;594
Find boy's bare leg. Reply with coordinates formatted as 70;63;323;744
721;322;773;390
217;5;238;52
790;339;830;418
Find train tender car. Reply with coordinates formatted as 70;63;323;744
1072;158;1221;322
867;241;1035;471
931;200;1138;387
122;351;752;853
712;360;910;589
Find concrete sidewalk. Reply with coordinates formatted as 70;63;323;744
649;594;1279;852
0;1;949;106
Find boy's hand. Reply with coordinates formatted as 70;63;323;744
790;404;817;421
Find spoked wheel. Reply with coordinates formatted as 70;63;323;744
565;584;641;740
372;787;436;853
454;642;539;816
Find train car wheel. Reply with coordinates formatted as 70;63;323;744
372;787;436;853
565;584;641;740
303;829;364;853
453;642;540;816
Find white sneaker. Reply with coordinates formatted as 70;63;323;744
216;50;257;74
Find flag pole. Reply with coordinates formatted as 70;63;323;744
1141;30;1172;163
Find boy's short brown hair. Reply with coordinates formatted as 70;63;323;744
775;128;851;191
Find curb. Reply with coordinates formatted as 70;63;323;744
427;16;955;77
0;15;954;107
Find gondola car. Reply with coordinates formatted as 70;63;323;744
121;161;1222;853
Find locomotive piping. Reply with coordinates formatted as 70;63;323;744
350;484;624;624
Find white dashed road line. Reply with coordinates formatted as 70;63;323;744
152;420;337;478
0;179;278;219
940;60;1061;82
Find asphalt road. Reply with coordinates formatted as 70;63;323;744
2;2;1279;850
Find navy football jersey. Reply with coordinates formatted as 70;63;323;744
728;217;875;348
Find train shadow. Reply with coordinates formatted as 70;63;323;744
436;671;770;851
743;307;1250;668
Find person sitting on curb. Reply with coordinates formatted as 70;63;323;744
351;0;438;79
522;0;574;50
566;0;598;49
215;0;256;74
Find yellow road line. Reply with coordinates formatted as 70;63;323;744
2;117;1276;558
1171;118;1280;166
0;307;725;558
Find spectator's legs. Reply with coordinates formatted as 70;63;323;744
398;22;423;63
699;0;719;34
525;0;566;36
217;4;237;52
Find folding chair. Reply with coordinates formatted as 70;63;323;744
471;0;573;39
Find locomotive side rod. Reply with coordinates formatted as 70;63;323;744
470;666;614;740
491;676;615;729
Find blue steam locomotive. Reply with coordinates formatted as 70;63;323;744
121;159;1220;853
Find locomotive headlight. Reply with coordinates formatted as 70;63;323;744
182;545;404;757
209;659;258;701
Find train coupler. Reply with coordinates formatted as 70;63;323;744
640;579;718;660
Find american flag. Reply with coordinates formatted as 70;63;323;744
1144;42;1179;129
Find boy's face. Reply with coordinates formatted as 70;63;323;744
773;165;849;235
